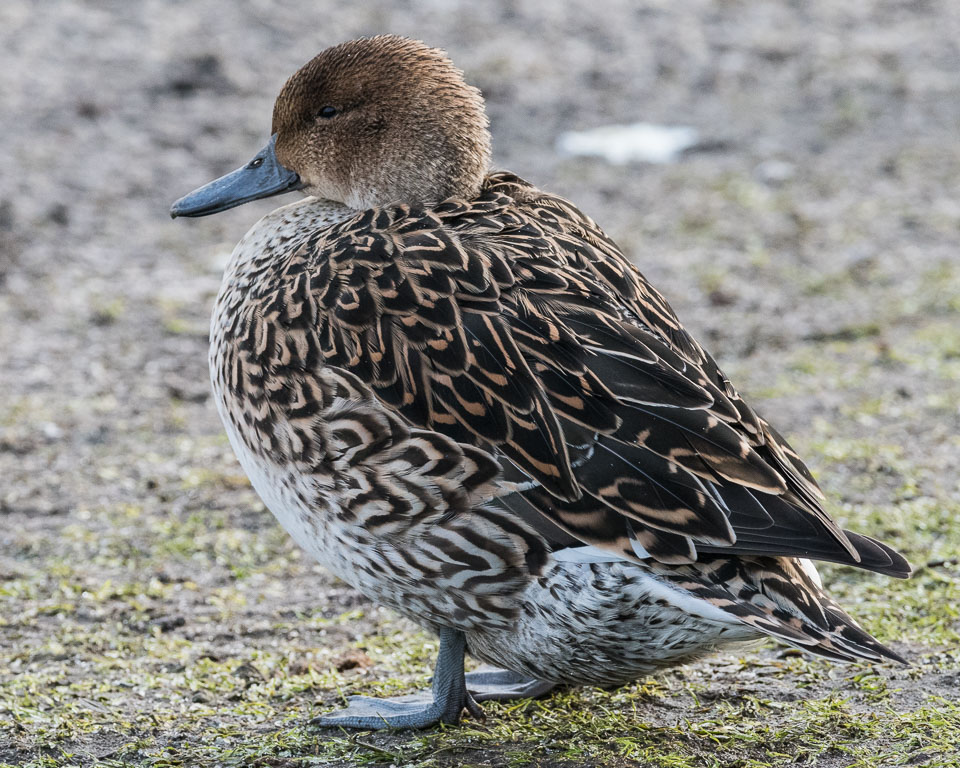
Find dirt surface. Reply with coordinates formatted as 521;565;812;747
2;2;959;767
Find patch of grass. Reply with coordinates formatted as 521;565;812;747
4;565;960;768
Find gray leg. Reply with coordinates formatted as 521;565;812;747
311;627;482;729
465;667;556;702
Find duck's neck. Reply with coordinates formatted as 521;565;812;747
226;197;355;275
212;196;356;348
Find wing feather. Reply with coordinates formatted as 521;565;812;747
294;172;905;574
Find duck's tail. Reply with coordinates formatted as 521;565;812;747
656;553;907;664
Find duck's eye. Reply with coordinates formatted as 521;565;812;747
248;157;264;169
317;105;338;119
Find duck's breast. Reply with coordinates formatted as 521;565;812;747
208;200;551;630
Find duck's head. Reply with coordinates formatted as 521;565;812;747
171;36;491;217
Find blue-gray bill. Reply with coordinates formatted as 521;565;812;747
170;134;303;218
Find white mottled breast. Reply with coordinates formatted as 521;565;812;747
215;397;369;586
209;198;360;580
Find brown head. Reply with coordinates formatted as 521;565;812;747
171;36;492;217
273;36;491;207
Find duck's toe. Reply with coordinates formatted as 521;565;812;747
312;627;484;730
311;689;481;730
465;667;556;702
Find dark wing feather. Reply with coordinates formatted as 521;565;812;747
297;172;907;576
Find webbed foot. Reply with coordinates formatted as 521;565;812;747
312;627;482;730
465;667;556;702
311;689;482;729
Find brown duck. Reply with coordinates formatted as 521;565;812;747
171;35;911;729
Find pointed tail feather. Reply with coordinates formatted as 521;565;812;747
655;555;907;665
843;530;912;579
751;556;908;664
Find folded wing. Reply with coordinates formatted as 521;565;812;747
294;172;909;579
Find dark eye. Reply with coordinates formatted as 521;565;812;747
248;157;264;169
317;106;338;119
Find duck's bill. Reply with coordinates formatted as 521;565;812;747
170;135;303;218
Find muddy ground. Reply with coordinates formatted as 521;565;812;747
1;1;959;766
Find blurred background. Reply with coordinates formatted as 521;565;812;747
1;2;959;766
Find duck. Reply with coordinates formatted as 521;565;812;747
171;35;911;730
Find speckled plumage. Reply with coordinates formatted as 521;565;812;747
177;35;911;727
208;173;907;679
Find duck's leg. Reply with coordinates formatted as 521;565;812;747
464;667;557;702
311;627;482;729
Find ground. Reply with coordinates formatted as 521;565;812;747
1;1;959;766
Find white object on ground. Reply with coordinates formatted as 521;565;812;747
556;122;699;165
